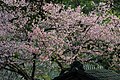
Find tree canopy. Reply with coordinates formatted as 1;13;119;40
0;0;120;80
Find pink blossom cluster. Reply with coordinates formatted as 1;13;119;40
41;3;120;67
43;3;120;44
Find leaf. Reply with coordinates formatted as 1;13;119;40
24;23;33;32
73;41;81;46
13;52;19;58
102;18;111;24
42;74;51;80
81;1;95;14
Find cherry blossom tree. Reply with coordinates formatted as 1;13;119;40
0;0;120;80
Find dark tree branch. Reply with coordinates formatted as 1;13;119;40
4;62;31;80
31;53;36;80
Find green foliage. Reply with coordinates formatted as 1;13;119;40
24;23;33;32
57;0;96;14
102;17;111;25
0;0;120;16
0;69;24;80
81;1;95;14
13;52;20;58
111;0;120;18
